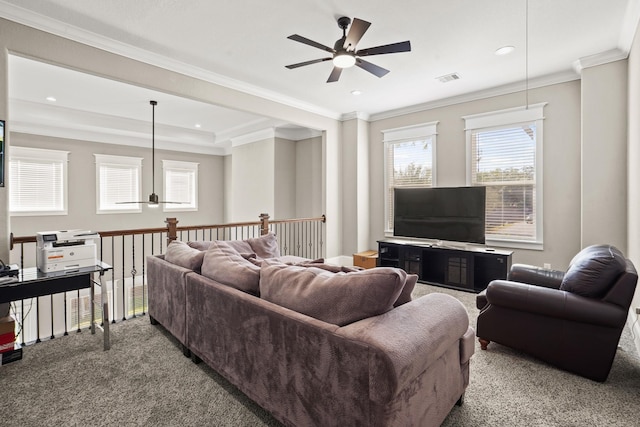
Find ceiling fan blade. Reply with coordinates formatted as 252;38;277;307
285;57;332;69
356;40;411;57
343;18;371;51
327;67;342;83
355;59;390;78
287;34;335;53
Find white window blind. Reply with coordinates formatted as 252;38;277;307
382;122;438;232
94;154;142;214
464;104;545;247
9;146;68;216
163;160;198;212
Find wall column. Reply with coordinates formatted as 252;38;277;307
341;114;371;257
580;59;628;250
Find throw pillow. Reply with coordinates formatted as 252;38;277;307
560;244;626;298
247;232;281;258
394;274;418;307
187;241;213;251
200;240;261;295
165;240;205;272
259;264;405;326
225;239;254;254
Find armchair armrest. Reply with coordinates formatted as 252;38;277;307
508;263;565;289
485;280;626;328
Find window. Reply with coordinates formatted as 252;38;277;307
464;103;546;248
94;154;142;214
382;122;438;232
9;146;69;216
163;160;198;212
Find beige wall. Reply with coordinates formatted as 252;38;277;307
274;138;296;219
581;60;628;250
368;81;583;268
9;133;224;236
295;136;323;218
231;139;275;222
627;20;640;340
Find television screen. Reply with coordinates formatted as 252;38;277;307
393;186;486;244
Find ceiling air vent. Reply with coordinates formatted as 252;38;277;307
436;72;460;83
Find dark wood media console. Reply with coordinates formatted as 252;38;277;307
377;239;513;293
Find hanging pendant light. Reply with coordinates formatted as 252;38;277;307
118;100;181;207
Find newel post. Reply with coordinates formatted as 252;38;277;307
165;217;178;245
259;213;270;235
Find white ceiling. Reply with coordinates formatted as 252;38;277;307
1;0;639;153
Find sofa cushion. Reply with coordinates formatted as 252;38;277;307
259;264;405;326
560;245;626;298
226;239;254;254
165;240;205;272
247;232;280;258
394;274;418;307
200;240;261;295
187;240;213;251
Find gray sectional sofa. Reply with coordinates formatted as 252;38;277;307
147;234;475;427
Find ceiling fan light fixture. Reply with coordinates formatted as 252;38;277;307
148;193;159;206
333;52;356;68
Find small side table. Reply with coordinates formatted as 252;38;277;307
0;261;113;351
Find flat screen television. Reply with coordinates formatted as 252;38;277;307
393;186;486;244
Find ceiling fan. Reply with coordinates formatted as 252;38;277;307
118;100;181;207
285;16;411;83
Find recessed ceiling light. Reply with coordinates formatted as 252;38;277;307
351;90;362;96
46;96;57;102
495;46;515;56
195;123;201;128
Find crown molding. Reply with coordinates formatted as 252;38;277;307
0;1;342;121
369;69;579;122
572;48;629;74
11;120;227;155
230;128;275;147
275;127;323;141
341;111;371;121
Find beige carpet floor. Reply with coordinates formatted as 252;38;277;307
1;283;639;426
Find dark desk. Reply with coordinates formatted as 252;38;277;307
0;262;112;350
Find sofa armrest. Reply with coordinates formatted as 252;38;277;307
336;293;471;403
147;254;194;345
508;263;564;289
485;280;626;328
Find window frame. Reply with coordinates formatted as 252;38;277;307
94;154;143;214
382;122;438;234
9;146;69;216
162;159;199;212
463;103;546;250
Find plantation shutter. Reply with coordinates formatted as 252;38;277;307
9;147;68;215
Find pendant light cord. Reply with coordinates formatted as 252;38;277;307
525;0;529;109
151;100;156;194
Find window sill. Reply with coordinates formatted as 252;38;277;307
486;238;543;251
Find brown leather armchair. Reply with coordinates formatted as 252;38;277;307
476;245;638;382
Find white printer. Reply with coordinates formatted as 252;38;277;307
36;230;100;273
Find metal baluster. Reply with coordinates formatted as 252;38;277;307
131;234;137;318
122;236;126;321
142;234;146;315
111;236;116;324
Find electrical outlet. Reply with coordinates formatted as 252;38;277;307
543;263;551;269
